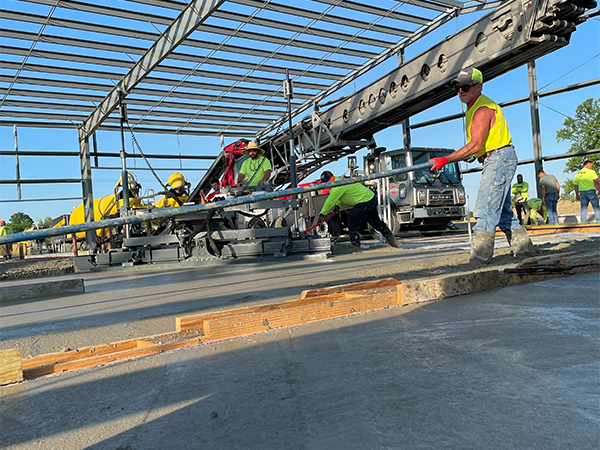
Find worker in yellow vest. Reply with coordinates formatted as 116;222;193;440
428;67;536;264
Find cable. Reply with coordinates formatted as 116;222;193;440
538;53;600;91
125;122;167;191
539;102;571;119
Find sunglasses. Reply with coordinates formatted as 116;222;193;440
454;83;478;93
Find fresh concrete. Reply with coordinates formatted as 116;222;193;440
1;272;598;449
0;278;84;303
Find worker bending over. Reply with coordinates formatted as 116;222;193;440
314;171;400;248
523;198;548;226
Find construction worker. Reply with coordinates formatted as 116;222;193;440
429;67;536;264
313;171;400;248
574;160;600;223
237;141;272;187
0;220;13;260
205;178;224;202
155;172;189;208
537;169;560;224
523;198;547;226
511;174;530;225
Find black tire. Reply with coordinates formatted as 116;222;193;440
417;225;446;237
314;217;340;238
248;217;267;229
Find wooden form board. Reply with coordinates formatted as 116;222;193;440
299;278;401;299
22;338;200;380
0;349;23;385
176;292;362;332
203;291;401;342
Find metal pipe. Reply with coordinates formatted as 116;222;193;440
0;162;434;245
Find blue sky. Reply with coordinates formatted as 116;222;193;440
0;4;598;224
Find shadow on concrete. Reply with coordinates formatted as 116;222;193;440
1;273;598;449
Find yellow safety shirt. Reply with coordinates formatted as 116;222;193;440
574;167;598;191
466;95;513;158
320;179;374;215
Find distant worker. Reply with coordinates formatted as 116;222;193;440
0;220;13;260
155;172;190;208
205;177;224;202
523;198;547;226
537;169;560;224
313;171;400;248
429;67;536;263
511;174;530;225
574;160;600;223
237;141;272;187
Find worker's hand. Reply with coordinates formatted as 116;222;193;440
333;205;340;213
312;214;325;227
430;156;448;171
576;193;580;201
258;180;265;185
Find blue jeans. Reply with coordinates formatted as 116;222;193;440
473;146;522;235
347;196;389;234
580;189;600;223
545;193;558;224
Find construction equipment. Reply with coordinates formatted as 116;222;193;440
15;0;596;265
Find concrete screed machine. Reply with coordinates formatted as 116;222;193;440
52;0;595;267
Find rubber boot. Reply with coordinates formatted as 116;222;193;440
384;230;401;248
349;230;361;247
469;230;495;265
509;228;537;257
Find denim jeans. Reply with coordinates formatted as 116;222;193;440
579;189;600;223
473;146;522;234
545;193;558;224
347;195;389;234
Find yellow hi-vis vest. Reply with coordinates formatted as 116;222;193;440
466;95;513;158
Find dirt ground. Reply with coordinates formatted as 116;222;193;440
557;199;581;215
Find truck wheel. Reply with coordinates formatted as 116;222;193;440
315;217;340;238
248;217;267;229
418;225;446;237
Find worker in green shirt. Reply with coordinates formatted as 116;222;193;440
574;160;600;223
523;198;547;226
313;171;400;248
237;141;272;187
0;220;13;260
511;174;530;225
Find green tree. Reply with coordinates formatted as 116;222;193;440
557;98;600;199
38;217;53;228
9;212;33;233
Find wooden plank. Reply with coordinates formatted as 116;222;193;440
300;278;401;299
21;340;140;370
136;340;156;348
0;349;23;385
500;272;564;285
22;338;201;380
176;292;360;332
203;292;400;342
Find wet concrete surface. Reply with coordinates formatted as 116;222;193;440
1;272;598;449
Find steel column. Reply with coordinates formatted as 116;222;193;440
527;60;544;198
13;125;21;200
78;127;96;253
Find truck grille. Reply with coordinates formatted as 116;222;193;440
429;191;454;205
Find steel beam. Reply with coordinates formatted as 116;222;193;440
528;60;544;198
78;128;96;253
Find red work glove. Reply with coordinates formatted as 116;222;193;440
430;156;448;171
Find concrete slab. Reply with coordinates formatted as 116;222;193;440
0;278;84;302
1;272;597;449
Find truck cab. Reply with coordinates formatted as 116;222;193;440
365;147;466;233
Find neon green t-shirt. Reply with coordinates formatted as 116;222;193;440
240;156;272;186
320;179;374;215
511;182;529;202
574;167;598;191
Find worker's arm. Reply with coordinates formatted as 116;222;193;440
594;178;600;192
556;181;561;197
430;107;494;170
541;184;546;204
320;188;343;216
575;184;580;201
258;169;272;185
237;172;246;185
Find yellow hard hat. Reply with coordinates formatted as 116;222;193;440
167;172;186;189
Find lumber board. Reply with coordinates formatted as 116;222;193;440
203;291;399;342
23;338;200;380
176;292;361;332
0;349;23;385
500;272;564;285
300;278;401;299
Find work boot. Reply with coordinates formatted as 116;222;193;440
384;231;401;248
469;230;495;265
509;228;537;258
349;230;361;247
